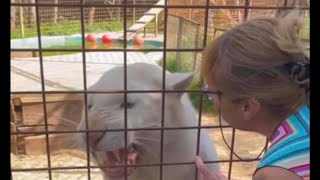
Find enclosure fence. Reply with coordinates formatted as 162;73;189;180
10;0;310;180
11;0;160;39
166;13;200;72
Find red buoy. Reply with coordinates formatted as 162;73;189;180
102;33;113;44
133;35;144;46
86;34;97;43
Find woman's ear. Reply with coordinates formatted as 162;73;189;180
241;97;261;121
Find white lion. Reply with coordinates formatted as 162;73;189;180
76;63;219;180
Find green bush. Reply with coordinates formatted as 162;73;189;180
188;80;215;114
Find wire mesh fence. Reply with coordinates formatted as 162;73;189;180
11;0;160;39
10;0;310;180
164;14;201;72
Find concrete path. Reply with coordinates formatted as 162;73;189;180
11;52;160;92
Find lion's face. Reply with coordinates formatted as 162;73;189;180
76;63;194;179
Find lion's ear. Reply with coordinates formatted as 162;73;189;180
167;72;194;91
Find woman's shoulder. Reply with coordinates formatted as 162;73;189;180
255;104;310;180
253;166;303;180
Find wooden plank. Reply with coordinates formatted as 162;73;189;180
125;0;165;36
128;23;148;32
136;15;155;24
21;100;83;128
11;122;18;155
12;97;22;106
17;125;69;134
24;134;75;155
11;97;24;126
20;94;83;104
11;100;16;122
147;8;163;15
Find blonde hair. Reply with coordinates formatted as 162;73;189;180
201;11;309;118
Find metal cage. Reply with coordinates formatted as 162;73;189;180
10;0;310;180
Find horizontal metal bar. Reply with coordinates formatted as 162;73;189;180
12;125;232;135
11;158;261;172
10;3;310;10
11;89;220;94
10;48;204;52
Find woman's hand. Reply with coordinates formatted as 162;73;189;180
195;156;229;180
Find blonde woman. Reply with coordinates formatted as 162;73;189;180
195;11;310;180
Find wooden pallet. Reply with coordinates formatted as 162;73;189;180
10;94;84;155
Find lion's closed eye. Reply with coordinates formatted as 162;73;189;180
120;101;135;109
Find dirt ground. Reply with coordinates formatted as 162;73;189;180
11;114;267;180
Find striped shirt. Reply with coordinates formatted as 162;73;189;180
257;105;310;180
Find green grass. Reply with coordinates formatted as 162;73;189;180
11;20;124;39
42;51;78;57
11;20;160;40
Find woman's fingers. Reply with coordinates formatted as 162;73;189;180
195;156;229;180
195;156;213;177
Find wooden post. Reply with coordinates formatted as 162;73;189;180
117;0;121;21
132;0;136;24
32;51;38;57
19;0;25;38
53;0;58;24
188;0;193;19
193;24;200;71
11;122;18;154
10;100;16;123
29;0;36;26
11;0;16;28
88;6;96;25
155;14;158;37
175;17;184;70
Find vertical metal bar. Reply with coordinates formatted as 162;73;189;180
79;0;91;179
195;90;204;180
160;0;168;179
34;0;52;179
195;0;210;179
243;0;250;20
202;0;211;48
227;128;236;179
123;0;128;179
